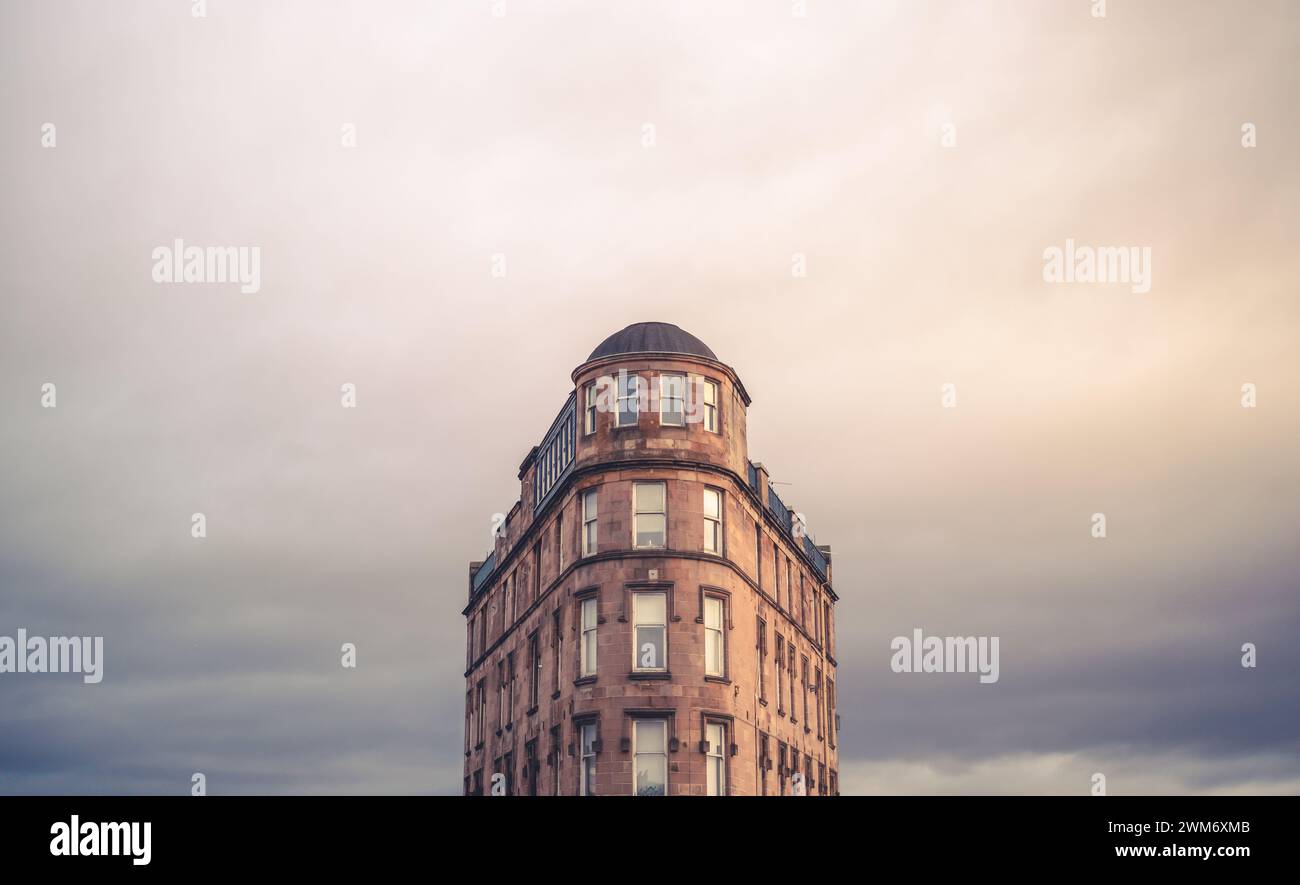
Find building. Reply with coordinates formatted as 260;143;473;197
462;322;839;796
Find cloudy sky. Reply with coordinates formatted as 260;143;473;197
1;0;1297;795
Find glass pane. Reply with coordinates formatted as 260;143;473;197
635;482;664;513
635;514;664;547
661;375;683;398
704;381;717;405
582;598;596;629
584;490;597;517
636;626;664;669
581;725;596;754
636;720;665;753
703;489;720;519
636;756;666;796
704;597;721;629
705;631;721;674
635;592;666;625
707;723;723;752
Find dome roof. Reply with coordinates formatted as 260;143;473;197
587;322;717;362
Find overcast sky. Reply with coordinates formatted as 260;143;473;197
1;0;1297;795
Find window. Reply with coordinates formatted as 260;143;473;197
533;542;541;601
528;632;541;709
759;733;770;796
475;680;486;745
633;481;666;548
465;690;472;754
580;597;598;677
705;722;726;796
756;617;767;701
790;560;796;615
556;513;563;570
824;601;833;656
703;379;718;432
497;660;507;730
616;373;639;427
827;678;836;749
659;374;685;426
506;652;516;726
805;755;813;795
703;487;722;553
815;666;824;738
634;719;668;796
819;762;827;796
775;634;785;714
579;722;598;795
754;525;762;589
550;725;563;796
703;595;724;677
777;742;788;795
582;489;598;556
788;643;797;720
478;613;486;662
525;739;539;796
801;656;810;728
633;591;667;671
584;383;597;434
774;547;780;604
505;574;515;625
552;609;563;694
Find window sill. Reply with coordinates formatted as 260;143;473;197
704;675;731;685
550;690;562;700
573;676;596;686
526;706;539;717
495;729;503;738
628;671;671;681
758;697;768;707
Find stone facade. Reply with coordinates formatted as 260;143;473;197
462;324;839;796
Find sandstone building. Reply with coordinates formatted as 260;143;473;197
463;322;838;796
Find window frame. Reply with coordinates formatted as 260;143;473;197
584;382;597;435
633;718;669;797
632;590;668;673
578;594;598;678
702;379;719;433
704;720;727;796
703;593;726;678
578;719;599;796
616;373;640;428
582;488;598;557
659;373;685;426
703;486;723;554
632;480;667;550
